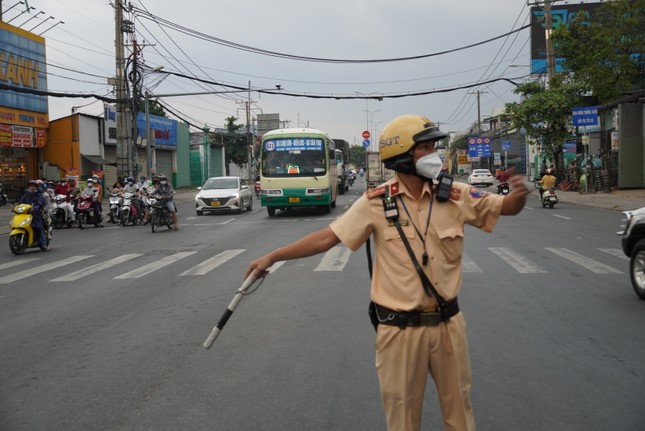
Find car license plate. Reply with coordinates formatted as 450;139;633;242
289;197;300;203
211;201;220;207
549;197;556;201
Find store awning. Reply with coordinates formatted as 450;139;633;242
82;154;117;166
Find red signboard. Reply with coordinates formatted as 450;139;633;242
362;130;370;139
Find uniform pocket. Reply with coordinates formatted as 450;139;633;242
434;226;464;264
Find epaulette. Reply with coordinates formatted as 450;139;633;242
366;181;399;199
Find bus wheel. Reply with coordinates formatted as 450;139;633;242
322;204;331;214
267;207;276;217
331;200;336;209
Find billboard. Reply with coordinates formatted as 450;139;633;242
0;21;48;115
530;2;601;75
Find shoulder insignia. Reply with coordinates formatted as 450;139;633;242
366;186;386;199
389;182;399;195
449;187;461;201
469;187;488;198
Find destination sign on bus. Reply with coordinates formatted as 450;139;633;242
264;138;323;152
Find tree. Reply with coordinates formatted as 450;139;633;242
136;98;166;117
504;78;587;175
349;145;367;167
552;0;645;103
217;116;248;175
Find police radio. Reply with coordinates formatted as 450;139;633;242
435;173;453;203
382;186;399;221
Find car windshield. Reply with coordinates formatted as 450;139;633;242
474;170;491;175
202;178;239;190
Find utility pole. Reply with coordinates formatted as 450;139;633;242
468;90;488;133
114;0;129;178
528;0;559;84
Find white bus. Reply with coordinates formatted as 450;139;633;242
259;128;338;216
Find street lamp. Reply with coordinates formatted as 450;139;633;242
356;92;382;151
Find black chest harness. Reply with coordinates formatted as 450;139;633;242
367;183;459;330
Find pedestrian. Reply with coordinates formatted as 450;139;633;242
244;114;528;431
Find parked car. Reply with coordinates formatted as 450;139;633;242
619;206;645;299
195;176;253;215
467;169;494;187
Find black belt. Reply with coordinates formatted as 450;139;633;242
374;297;460;328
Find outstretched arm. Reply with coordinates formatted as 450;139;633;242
501;167;528;215
244;227;341;279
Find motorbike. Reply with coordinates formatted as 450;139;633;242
119;192;142;226
107;191;123;223
9;203;50;254
254;180;261;199
51;194;75;229
347;172;355;186
149;194;175;233
0;182;7;206
541;188;559;208
496;182;510;195
75;195;103;229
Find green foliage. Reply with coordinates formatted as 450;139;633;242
552;0;645;103
349;144;368;167
137;99;166;117
212;117;249;173
504;78;587;172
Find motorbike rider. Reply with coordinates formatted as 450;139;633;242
123;176;144;219
82;177;103;226
496;166;510;194
18;179;48;251
54;178;76;222
152;174;178;230
92;175;104;216
539;168;557;200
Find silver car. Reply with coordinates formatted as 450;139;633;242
195;176;253;215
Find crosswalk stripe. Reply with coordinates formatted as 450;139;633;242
0;258;39;271
51;254;144;282
314;245;352;271
597;248;629;261
0;255;94;285
489;247;546;273
179;249;245;276
114;251;196;279
462;253;482;273
546;248;623;274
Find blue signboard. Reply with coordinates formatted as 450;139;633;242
362;139;370;148
572;106;599;127
502;140;512;151
136;112;178;149
264;138;323;152
467;136;492;158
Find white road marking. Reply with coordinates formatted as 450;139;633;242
489;247;546;273
0;255;94;285
462;253;482;273
0;258;39;271
553;214;571;220
546;248;623;274
51;254;143;282
597;248;629;261
114;251;196;279
179;249;245;276
268;261;286;273
314;245;352;271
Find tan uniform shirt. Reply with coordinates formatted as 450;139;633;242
330;176;503;311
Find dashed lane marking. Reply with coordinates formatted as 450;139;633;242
114;251;196;279
0;255;94;285
179;249;245;276
51;254;144;282
546;248;623;274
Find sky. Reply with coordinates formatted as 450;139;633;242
6;0;536;149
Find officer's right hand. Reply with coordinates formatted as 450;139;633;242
244;255;273;280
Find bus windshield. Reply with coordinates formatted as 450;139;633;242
261;137;327;177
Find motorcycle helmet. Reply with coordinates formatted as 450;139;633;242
92;175;100;183
86;178;94;185
27;179;38;187
379;114;448;174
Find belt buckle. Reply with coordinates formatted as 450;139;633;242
403;313;420;327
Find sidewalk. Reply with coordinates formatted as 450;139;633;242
1;181;644;236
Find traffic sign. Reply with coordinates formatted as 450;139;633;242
362;139;370;148
362;130;370;139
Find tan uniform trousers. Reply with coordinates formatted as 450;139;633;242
375;312;475;431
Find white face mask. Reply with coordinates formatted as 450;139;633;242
414;152;444;180
160;180;167;185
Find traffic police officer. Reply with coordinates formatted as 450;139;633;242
245;114;528;431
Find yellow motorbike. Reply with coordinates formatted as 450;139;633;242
9;203;50;254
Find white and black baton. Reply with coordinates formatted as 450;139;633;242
203;270;261;349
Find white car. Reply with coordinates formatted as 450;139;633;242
468;169;494;187
195;176;253;215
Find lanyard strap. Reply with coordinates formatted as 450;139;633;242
398;194;433;265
